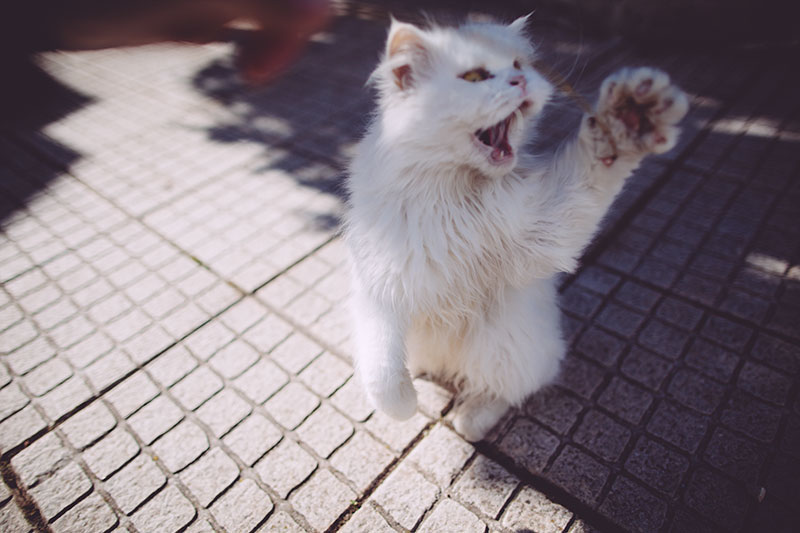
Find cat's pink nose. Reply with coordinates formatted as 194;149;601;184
509;75;526;89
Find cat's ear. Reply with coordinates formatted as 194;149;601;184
386;19;430;91
509;13;533;34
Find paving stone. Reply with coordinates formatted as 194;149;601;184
180;448;239;506
673;272;724;306
84;350;136;392
254;439;317;498
0;499;33;533
719;390;782;443
330;429;394;492
554;356;606;399
418;498;486;533
600;476;668;533
684;467;750;530
703;427;766;484
624;436;689;495
52;492;118;533
209;340;259;379
210;479;272;533
264;382;320;430
684;339;740;383
560;285;603;319
498;418;560;473
637;319;689;360
547;445;610;506
655;298;711;332
597;377;653;424
270;333;324;374
291;469;356;530
219;298;264;334
84;427;140;480
7;335;57;375
613;281;661;312
736;361;792;405
408;424;473;488
413;377;453;418
127;395;184;445
365;407;431;452
130;484;195;533
572;409;631;463
372;463;439;530
574;266;621;295
30;462;92;520
0;405;47;452
196;388;252;437
701;315;754;352
258;510;305;533
223;413;283;466
37;376;94;421
646;400;709;453
146;345;197;387
719;289;771;324
241;314;293;353
452;455;518;519
594;303;646;339
105;454;166;513
0;382;29;422
296;404;354;458
525;387;584;434
331;377;374;422
62;331;113;369
667;368;726;414
339;505;395;533
576;326;626;367
151;419;209;472
299;352;352;398
23;357;73;396
233;358;289;404
170;366;223;410
750;333;800;375
11;432;70;487
632;259;680;289
501;485;572;533
104;372;159;418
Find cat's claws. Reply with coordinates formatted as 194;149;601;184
590;67;688;159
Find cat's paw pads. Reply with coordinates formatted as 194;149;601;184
367;376;418;420
591;67;688;159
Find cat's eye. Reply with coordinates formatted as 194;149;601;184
461;68;492;82
513;60;522;70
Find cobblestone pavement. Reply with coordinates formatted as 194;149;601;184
1;5;799;533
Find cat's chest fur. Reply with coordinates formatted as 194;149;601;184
347;163;535;322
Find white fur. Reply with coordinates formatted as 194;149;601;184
344;19;687;441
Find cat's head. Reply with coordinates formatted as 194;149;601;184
371;16;553;177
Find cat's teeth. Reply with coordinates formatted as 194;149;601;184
514;108;523;126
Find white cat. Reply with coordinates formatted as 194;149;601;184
343;17;688;441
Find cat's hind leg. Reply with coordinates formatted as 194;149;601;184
452;280;565;441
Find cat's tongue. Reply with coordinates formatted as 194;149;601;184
487;118;512;162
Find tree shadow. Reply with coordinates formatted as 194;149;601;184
0;55;89;225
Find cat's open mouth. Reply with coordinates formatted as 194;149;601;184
473;101;531;165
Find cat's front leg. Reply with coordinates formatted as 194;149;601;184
582;67;688;173
351;288;417;420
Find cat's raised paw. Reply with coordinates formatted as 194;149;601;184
590;67;688;160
